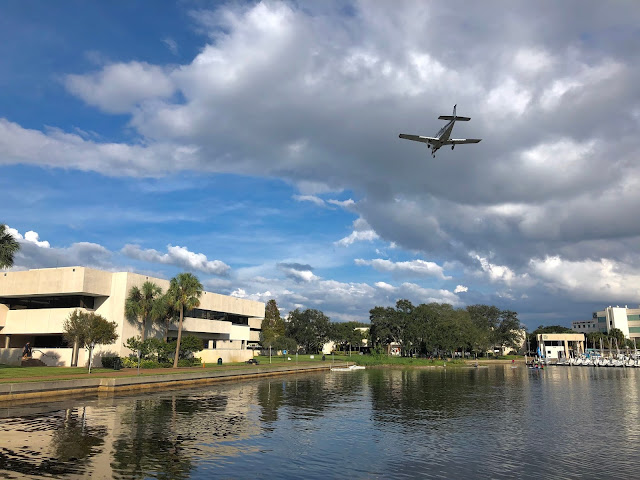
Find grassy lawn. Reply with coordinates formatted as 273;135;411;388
0;354;525;383
0;364;115;380
0;355;345;382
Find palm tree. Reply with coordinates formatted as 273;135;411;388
166;273;203;368
125;281;165;341
0;224;20;269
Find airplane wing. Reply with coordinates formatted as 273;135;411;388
399;134;438;144
445;138;482;144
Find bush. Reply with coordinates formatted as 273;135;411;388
122;356;138;368
140;360;161;369
177;357;201;367
101;356;120;369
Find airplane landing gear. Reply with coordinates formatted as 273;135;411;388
451;145;455;150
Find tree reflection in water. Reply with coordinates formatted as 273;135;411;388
0;406;106;477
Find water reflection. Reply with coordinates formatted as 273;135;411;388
1;406;106;477
0;367;639;479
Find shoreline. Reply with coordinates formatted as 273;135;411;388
0;363;343;405
0;358;524;405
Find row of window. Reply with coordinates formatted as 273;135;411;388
0;296;250;327
183;308;249;325
574;323;596;329
0;295;96;310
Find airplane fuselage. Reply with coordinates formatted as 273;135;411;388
398;105;481;158
431;120;456;154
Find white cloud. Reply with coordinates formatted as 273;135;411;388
7;226;50;248
122;244;230;275
472;253;534;288
530;256;640;301
327;198;355;209
65;62;175;114
336;218;379;247
355;258;450;280
162;37;178;55
277;262;318;283
375;281;396;291
293;194;325;207
454;285;468;293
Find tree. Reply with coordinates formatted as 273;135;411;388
166;273;203;368
125;281;165;341
467;305;501;354
0;223;20;269
330;322;366;354
495;310;523;352
261;299;285;348
608;328;625;349
63;310;118;373
286;308;331;353
273;336;298;353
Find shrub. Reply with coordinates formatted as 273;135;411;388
140;360;161;369
177;357;201;367
101;356;120;368
122;356;138;368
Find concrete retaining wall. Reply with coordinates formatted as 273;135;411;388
0;363;346;404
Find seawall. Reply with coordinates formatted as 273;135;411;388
0;363;347;404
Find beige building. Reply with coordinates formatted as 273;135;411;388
573;306;640;340
537;333;585;359
0;266;264;366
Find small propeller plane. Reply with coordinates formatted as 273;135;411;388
399;105;481;157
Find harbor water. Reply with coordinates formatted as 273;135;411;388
1;365;639;479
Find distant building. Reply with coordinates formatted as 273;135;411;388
537;333;585;359
0;267;264;366
571;319;600;334
492;328;527;355
573;306;640;340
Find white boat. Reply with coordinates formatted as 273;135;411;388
331;364;365;372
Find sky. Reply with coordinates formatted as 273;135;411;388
2;0;640;329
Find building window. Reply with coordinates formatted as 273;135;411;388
0;295;96;310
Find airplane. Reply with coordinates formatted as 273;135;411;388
399;105;481;157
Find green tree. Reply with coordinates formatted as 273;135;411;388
496;310;523;352
467;304;501;354
608;328;625;349
0;223;20;269
63;310;118;373
125;281;165;341
330;322;366;354
286;308;331;353
273;336;298;353
166;273;203;368
586;331;607;350
261;299;285;348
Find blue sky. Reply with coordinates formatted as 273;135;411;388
2;1;640;328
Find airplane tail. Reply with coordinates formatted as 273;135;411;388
438;104;471;121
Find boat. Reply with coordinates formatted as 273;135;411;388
330;364;365;372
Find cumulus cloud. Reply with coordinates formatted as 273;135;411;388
65;62;175;114
3;1;640;325
7;226;50;248
277;262;318;283
530;256;640;301
454;285;468;293
355;258;450;280
335;218;379;247
122;244;230;275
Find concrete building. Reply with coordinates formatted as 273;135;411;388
571;319;600;334
536;333;585;359
0;267;264;366
572;306;640;340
